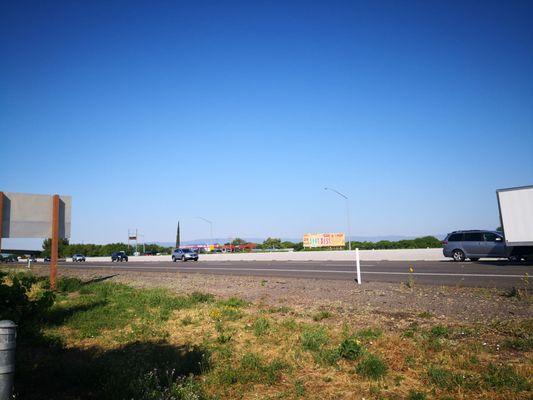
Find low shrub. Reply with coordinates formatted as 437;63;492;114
0;271;55;324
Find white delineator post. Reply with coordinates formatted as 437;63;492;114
356;247;362;284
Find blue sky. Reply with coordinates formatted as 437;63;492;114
1;1;532;244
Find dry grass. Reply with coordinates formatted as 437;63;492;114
10;273;533;400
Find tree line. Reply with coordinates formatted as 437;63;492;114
234;236;442;251
42;235;442;257
41;239;172;258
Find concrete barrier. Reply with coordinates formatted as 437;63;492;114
82;248;446;262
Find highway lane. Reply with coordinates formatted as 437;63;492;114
49;260;532;288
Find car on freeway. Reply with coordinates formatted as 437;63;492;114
0;254;18;263
442;230;507;262
172;248;199;262
72;254;86;262
111;251;129;262
44;256;51;262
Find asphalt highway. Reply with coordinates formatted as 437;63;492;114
50;259;533;288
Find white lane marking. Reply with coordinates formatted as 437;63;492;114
64;264;526;278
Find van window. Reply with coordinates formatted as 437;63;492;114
483;232;501;242
464;232;483;241
448;233;463;241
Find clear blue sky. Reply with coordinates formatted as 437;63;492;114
1;1;532;244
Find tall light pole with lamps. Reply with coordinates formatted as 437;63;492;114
324;187;352;251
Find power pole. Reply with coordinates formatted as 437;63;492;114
175;221;180;249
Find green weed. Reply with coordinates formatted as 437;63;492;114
483;364;530;392
430;325;449;337
252;317;270;337
217;353;287;385
294;379;306;397
218;297;248;308
356;354;388;380
300;326;329;351
338;337;364;360
357;328;382;340
502;337;533;351
56;277;83;293
407;390;427;400
312;310;333;321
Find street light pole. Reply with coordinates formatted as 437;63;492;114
324;187;352;251
197;217;214;245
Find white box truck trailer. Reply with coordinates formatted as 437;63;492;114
496;185;533;261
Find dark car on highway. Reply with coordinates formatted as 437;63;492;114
111;251;128;262
0;254;18;263
442;230;507;262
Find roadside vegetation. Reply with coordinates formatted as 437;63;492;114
39;235;443;258
2;269;531;399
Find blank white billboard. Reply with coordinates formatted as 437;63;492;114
1;192;71;238
497;186;533;246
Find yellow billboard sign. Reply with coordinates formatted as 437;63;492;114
303;233;345;248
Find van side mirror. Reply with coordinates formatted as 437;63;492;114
495;237;502;242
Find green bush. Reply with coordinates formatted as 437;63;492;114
0;271;55;324
356;354;388;380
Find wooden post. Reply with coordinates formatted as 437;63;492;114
0;191;3;255
50;194;59;290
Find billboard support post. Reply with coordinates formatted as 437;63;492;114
355;247;362;284
50;194;59;290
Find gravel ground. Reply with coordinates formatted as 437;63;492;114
24;265;532;324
